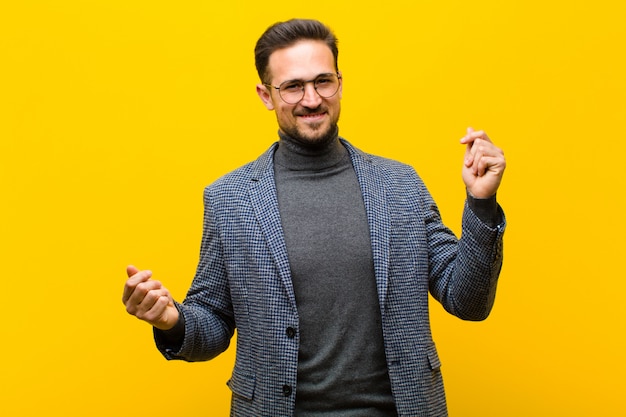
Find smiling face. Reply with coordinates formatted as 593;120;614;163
256;40;342;147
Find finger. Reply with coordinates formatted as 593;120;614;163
122;270;152;304
464;142;474;167
466;136;488;169
476;153;489;177
471;144;502;177
137;286;168;314
480;154;506;174
127;279;163;307
470;147;485;176
462;127;475;166
141;293;172;323
474;155;505;178
468;140;501;175
461;128;492;145
126;265;140;278
126;268;153;286
466;130;486;143
122;272;156;306
468;138;503;159
134;288;172;324
460;126;475;144
472;139;504;162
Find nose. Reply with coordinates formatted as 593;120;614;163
299;82;322;107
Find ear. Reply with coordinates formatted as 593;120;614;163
338;71;343;99
256;84;275;111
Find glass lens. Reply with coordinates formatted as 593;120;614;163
314;74;339;98
278;74;340;104
279;81;304;104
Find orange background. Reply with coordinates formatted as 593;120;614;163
1;1;624;416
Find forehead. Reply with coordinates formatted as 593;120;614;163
267;40;335;83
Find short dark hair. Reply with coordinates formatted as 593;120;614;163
254;19;339;84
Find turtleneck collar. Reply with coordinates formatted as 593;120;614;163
274;128;347;171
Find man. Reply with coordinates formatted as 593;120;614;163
122;19;506;417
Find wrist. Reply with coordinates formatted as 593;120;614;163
153;303;180;331
466;190;500;227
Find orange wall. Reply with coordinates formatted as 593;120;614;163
1;1;624;416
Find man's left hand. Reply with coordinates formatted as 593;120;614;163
461;127;506;198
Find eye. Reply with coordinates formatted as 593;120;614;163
281;81;303;92
315;77;332;86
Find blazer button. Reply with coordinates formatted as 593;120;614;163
282;384;292;396
286;327;296;339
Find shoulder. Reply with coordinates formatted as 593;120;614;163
341;138;434;210
341;138;421;181
204;143;278;196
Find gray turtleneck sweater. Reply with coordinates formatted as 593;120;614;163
273;132;397;416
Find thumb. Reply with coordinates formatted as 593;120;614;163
462;126;478;166
126;265;140;278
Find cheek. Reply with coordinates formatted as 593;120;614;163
277;105;295;119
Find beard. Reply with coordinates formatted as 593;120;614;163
280;106;340;149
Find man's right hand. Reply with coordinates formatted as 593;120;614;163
122;265;180;330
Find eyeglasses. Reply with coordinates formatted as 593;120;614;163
264;72;342;104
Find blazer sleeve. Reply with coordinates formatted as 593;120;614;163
421;177;506;321
155;187;236;361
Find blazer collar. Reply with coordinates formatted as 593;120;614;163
247;139;391;311
247;143;297;310
342;140;391;310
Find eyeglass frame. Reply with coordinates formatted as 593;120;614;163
263;72;342;104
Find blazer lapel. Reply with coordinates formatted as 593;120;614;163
245;140;391;313
247;143;298;310
343;140;391;311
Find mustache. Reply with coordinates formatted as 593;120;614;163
295;106;327;116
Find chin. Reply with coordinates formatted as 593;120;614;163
298;127;336;146
280;121;338;148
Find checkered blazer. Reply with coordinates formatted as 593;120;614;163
156;139;505;417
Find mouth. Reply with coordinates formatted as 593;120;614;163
297;111;327;122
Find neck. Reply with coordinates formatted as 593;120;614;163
275;129;346;171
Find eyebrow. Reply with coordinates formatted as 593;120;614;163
280;72;336;84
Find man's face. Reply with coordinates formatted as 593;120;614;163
256;40;342;147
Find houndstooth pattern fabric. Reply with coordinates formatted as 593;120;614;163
157;139;506;417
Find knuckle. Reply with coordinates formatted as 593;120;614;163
143;290;158;304
144;308;161;323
